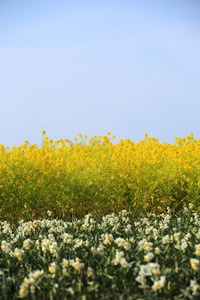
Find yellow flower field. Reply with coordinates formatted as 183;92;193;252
0;132;200;222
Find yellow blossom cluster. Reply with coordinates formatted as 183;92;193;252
0;131;200;221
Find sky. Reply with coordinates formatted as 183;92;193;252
0;0;200;148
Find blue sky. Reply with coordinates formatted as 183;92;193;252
0;0;200;148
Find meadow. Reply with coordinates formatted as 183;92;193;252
1;132;200;299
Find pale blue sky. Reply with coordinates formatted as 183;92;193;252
0;0;200;148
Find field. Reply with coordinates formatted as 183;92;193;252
1;132;200;299
2;207;200;299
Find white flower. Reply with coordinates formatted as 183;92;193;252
154;247;160;254
47;210;53;216
190;279;199;294
13;248;24;261
144;242;153;251
152;281;161;291
97;244;104;252
144;252;154;262
6;276;12;283
48;262;57;274
87;267;94;277
162;235;170;245
180;239;187;251
189;203;194;209
190;258;199;271
152;276;166;291
138;239;147;250
113;251;124;265
19;282;29;298
145;226;153;235
136;264;152;285
149;262;160;275
195;244;200;256
67;287;74;295
62;258;68;268
120;257;132;268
